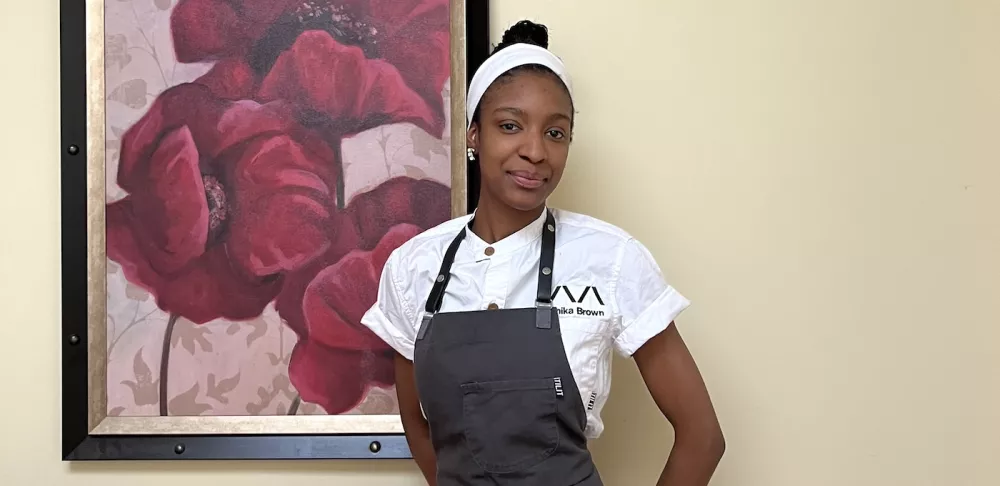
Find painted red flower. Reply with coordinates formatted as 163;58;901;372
170;0;451;137
278;177;450;413
107;83;343;323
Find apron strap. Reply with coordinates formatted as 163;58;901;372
424;226;467;315
417;225;467;341
418;209;558;338
535;209;557;329
535;209;556;305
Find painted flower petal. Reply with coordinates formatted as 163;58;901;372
346;176;452;249
288;339;394;414
117;84;294;191
170;0;250;62
273;211;362;338
108;83;342;325
368;0;450;129
300;223;422;351
275;176;449;338
171;0;301;62
192;58;259;100
225;132;339;277
107;202;281;324
127;125;209;275
257;30;440;136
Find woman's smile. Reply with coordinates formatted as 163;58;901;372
508;170;546;189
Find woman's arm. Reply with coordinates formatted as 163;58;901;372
394;352;438;485
632;322;725;486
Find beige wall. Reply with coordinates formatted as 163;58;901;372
1;0;997;484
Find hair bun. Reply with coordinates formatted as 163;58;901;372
498;20;549;49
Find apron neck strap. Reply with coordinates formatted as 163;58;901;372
535;209;556;306
423;209;557;316
424;224;467;315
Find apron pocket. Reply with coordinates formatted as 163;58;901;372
460;377;560;473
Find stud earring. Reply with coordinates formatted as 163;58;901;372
466;147;476;162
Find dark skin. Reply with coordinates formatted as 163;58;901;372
395;69;724;486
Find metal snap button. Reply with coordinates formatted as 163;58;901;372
487;303;499;310
484;247;495;256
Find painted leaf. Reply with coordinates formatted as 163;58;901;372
358;388;397;414
272;373;290;393
108;79;148;109
168;383;212;415
300;402;321;415
105;34;131;70
246;386;274;415
125;282;149;301
404;166;428;180
153;0;172;10
109;406;126;416
409;126;447;161
170;319;213;354
120;348;158;406
206;372;240;404
245;317;268;347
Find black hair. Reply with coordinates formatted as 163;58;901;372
470;20;574;126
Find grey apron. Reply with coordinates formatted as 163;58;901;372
413;210;603;485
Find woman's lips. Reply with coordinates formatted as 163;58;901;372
508;170;545;189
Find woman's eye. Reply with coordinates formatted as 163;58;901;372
499;123;518;131
548;129;565;139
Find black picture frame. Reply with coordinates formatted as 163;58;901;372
60;0;490;461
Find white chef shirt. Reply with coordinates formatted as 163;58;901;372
359;207;690;439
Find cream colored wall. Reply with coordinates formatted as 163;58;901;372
1;0;996;484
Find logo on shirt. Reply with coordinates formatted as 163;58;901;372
552;285;606;317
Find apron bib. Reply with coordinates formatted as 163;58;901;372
413;209;603;485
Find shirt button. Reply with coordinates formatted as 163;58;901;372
484;246;495;256
487;303;499;310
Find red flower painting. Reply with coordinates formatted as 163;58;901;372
276;177;451;413
284;223;421;414
103;0;452;417
170;0;451;137
107;83;342;324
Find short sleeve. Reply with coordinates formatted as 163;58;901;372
360;251;418;361
611;238;691;357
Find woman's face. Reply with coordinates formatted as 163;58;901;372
467;70;573;212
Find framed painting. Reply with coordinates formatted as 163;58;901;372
60;0;490;460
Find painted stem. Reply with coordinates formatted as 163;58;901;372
288;394;301;415
159;313;179;416
334;141;345;210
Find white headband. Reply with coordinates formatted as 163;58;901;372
466;43;573;128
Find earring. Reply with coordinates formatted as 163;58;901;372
467;147;476;162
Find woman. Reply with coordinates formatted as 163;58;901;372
361;20;725;485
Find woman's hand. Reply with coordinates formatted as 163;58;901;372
633;323;725;486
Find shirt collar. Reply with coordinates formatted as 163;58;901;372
462;207;549;262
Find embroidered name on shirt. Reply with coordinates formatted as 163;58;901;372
552;285;606;317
